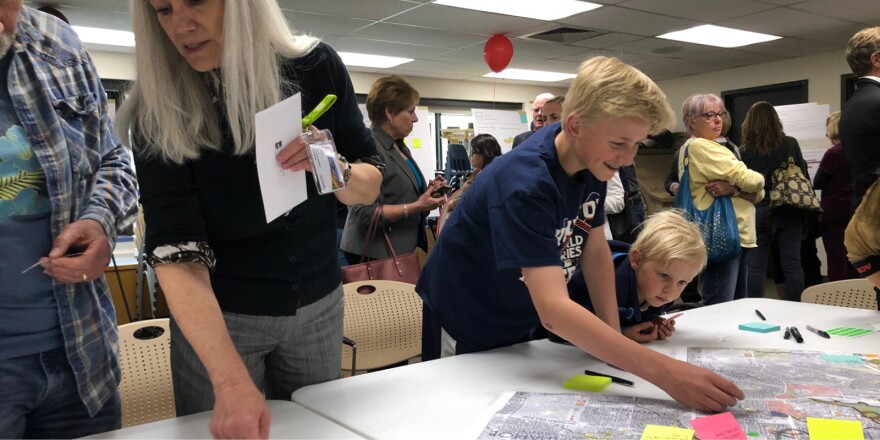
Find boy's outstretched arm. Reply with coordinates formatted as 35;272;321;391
523;266;745;412
580;226;620;331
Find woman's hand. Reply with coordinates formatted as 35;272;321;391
704;180;737;198
415;186;446;213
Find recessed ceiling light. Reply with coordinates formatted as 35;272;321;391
72;26;135;47
657;25;780;48
337;52;413;69
484;68;576;82
434;0;602;21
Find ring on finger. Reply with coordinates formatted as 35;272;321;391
82;273;88;282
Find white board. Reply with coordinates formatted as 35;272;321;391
470;109;529;154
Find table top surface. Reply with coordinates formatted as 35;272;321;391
83;400;365;439
292;298;880;439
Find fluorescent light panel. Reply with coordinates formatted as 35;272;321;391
657;24;780;48
484;68;575;82
434;0;601;21
72;26;135;47
337;52;413;69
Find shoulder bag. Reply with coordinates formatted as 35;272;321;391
768;143;822;212
341;205;421;285
674;142;741;263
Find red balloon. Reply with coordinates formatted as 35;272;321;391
483;34;513;73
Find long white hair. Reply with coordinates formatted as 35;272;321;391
117;0;318;163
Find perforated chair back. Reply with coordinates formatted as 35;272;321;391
800;279;878;310
341;280;422;375
117;318;175;427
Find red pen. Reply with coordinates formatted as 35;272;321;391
665;312;684;321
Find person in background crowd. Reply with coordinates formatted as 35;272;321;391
814;111;857;281
666;111;740;197
0;3;138;438
512;92;555;148
539;96;564;126
740;101;809;301
117;0;384;438
841;27;880;301
436;133;502;235
677;94;764;305
341;75;445;265
418;56;744;412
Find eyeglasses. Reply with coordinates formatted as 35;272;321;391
698;111;727;121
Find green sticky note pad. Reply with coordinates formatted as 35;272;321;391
738;322;780;333
820;353;863;364
806;417;864;440
563;374;611;392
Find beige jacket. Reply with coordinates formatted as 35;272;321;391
678;137;766;247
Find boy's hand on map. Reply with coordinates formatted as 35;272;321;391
656;359;744;412
650;317;676;340
623;322;658;343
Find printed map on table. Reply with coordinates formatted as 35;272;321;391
478;348;880;439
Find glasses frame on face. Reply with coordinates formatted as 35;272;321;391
698;111;727;122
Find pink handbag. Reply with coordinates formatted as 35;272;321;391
341;205;420;285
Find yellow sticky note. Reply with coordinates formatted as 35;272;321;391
807;417;864;440
413;138;422;148
640;424;694;440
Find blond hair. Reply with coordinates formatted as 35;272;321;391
846;27;880;77
562;56;674;134
117;0;318;164
631;210;707;271
826;111;841;143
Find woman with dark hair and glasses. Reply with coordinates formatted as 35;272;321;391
740;101;810;301
676;94;764;305
438;134;502;235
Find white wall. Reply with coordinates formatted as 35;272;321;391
658;50;851;132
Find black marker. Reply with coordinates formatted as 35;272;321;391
784;327;791;340
584;369;634;387
755;309;766;321
789;326;803;343
806;325;831;339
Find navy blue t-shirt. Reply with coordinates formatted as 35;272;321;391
416;124;606;353
567;254;669;328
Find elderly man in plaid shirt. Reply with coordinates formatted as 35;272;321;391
0;2;137;438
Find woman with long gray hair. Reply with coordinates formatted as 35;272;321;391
116;0;383;437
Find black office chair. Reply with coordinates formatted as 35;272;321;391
444;144;471;190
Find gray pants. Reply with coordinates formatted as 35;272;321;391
170;285;344;416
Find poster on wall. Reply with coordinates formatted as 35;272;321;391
775;102;830;177
471;109;528;154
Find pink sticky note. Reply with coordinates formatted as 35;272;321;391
689;412;747;440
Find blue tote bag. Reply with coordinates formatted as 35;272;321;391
674;143;741;263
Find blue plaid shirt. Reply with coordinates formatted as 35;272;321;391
7;7;138;416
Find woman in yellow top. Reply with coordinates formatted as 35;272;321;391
677;94;765;305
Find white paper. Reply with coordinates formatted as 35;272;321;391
255;93;307;223
471;109;529;154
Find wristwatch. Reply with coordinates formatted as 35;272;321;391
336;153;352;184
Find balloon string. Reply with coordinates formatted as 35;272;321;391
493;77;496;109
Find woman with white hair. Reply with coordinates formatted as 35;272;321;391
116;0;383;437
677;94;764;305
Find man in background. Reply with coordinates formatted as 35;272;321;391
512;92;554;148
841;26;880;300
0;3;138;438
539;96;564;126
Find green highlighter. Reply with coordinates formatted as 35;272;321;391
302;94;337;128
563;374;611;392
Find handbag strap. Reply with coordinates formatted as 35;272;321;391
359;205;402;264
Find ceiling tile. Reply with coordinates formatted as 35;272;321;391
618;0;776;22
389;4;546;36
324;36;450;59
279;0;422;21
350;22;486;50
568;32;646;49
788;0;880;23
558;5;700;37
719;7;853;37
737;37;840;58
285;11;375;38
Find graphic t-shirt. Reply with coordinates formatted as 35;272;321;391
416;123;606;353
0;49;60;359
